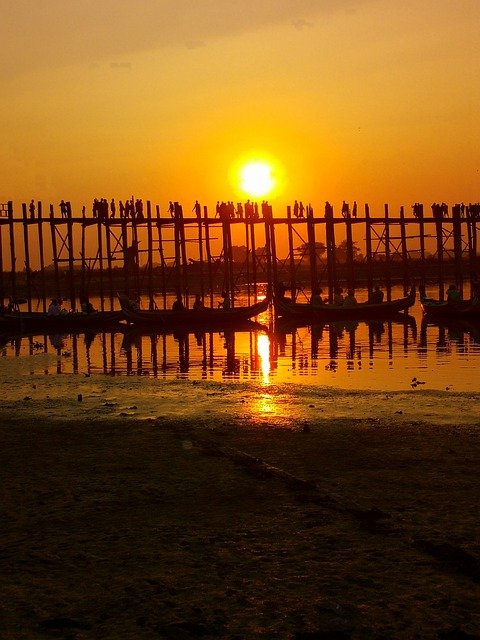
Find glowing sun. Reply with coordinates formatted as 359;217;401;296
239;161;275;198
229;152;286;200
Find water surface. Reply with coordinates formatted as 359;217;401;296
1;286;480;427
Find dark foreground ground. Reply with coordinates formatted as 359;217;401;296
1;413;479;639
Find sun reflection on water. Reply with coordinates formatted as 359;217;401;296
255;393;277;415
257;333;271;383
249;333;286;423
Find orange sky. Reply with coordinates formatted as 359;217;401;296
1;0;479;217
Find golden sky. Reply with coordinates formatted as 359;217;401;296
1;0;479;215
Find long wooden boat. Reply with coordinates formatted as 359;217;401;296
275;288;416;322
118;295;270;328
0;309;124;332
420;293;480;320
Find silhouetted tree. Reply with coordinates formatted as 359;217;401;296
231;245;248;263
297;242;327;261
335;240;363;263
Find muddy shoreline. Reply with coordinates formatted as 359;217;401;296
1;413;479;639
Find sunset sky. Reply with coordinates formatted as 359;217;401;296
2;0;479;216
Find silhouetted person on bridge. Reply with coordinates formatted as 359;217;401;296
193;200;201;219
412;203;423;219
174;202;183;219
135;199;144;221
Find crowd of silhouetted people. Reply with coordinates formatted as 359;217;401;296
411;202;480;220
91;197;145;220
214;200;274;220
340;201;358;218
23;198;480;222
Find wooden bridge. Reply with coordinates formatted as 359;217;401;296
0;200;478;311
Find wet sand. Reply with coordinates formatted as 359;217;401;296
1;412;479;639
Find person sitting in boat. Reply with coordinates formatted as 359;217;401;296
47;298;67;316
172;295;185;312
343;289;358;307
118;294;140;312
0;297;13;313
275;281;291;303
471;274;480;302
192;294;205;311
310;288;324;306
369;285;384;304
220;291;231;310
333;287;344;305
419;284;431;301
447;283;461;304
80;296;96;314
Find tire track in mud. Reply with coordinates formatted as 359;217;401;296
165;420;480;586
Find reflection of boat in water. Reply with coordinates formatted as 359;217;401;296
0;309;123;333
118;295;269;329
420;316;480;344
0;324;125;342
274;288;416;322
275;313;417;335
273;313;418;363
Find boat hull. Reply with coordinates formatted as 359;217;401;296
275;289;416;322
119;297;270;328
421;298;480;320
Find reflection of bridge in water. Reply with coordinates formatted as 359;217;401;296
274;315;418;372
0;315;426;378
0;326;264;379
419;317;480;355
3;315;480;381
